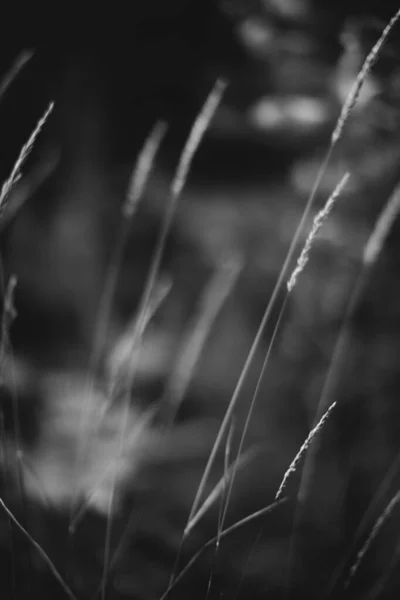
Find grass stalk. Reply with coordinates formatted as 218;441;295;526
162;498;286;600
344;490;400;590
0;497;78;600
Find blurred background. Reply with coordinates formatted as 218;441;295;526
1;1;400;598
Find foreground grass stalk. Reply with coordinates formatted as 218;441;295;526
163;498;286;600
325;454;400;599
295;19;400;513
345;490;400;590
186;70;361;530
0;498;78;600
185;446;259;537
210;4;400;573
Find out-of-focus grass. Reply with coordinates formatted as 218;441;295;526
1;6;400;600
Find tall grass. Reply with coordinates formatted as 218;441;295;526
1;7;400;600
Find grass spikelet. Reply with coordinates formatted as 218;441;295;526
290;178;400;596
0;50;33;104
275;402;336;502
187;24;392;526
287;173;350;292
0;102;54;217
332;8;400;145
0;498;77;600
299;179;400;511
123;121;167;218
345;490;400;590
183;8;400;520
171;79;226;200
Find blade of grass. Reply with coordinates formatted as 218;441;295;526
205;419;236;600
0;497;78;600
219;416;236;545
162;258;242;592
106;255;236;594
185;445;259;538
325;453;400;598
344;490;400;590
162;498;287;600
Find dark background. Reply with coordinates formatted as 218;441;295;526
1;1;400;599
